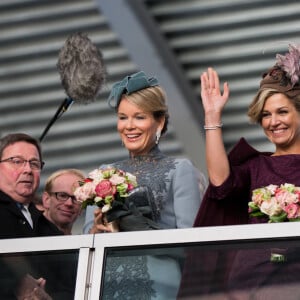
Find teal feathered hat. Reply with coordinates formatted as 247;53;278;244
107;71;159;108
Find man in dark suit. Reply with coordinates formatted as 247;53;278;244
0;133;64;299
0;133;62;238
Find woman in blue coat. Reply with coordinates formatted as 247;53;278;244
83;71;207;299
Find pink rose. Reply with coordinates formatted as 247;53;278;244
74;181;96;202
127;183;135;192
285;203;300;219
95;180;116;199
109;173;125;185
252;193;264;206
276;190;298;205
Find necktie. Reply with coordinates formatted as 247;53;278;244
21;204;33;228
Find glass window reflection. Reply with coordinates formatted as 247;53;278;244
0;250;79;300
101;239;300;300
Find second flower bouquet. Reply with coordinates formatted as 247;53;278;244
248;183;300;222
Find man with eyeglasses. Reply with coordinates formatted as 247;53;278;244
0;133;63;300
0;133;62;238
42;169;85;235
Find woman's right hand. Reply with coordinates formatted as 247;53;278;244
200;68;231;186
200;67;229;117
88;208;114;233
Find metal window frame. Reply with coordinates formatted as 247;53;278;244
0;223;299;299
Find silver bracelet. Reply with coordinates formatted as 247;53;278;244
204;123;223;130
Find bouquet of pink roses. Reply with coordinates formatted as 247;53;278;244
74;167;160;231
74;167;138;211
248;183;300;222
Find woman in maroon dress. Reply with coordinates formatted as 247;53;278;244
178;44;300;299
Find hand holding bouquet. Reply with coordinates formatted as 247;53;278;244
248;183;300;222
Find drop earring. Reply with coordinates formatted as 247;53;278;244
155;131;161;144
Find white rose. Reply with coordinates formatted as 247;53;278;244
260;198;282;216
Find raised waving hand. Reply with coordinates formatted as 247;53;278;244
201;67;229;116
200;68;230;185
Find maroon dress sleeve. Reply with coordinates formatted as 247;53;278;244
193;138;271;227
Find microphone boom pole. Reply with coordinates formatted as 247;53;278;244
39;97;74;142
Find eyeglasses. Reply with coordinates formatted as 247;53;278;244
0;156;44;171
50;192;80;205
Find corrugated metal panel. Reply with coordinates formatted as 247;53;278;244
2;0;300;193
145;0;300;152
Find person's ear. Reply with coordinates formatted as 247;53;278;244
42;192;51;209
155;117;165;143
158;116;165;133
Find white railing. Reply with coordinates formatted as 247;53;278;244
1;222;300;299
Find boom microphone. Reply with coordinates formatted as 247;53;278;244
57;32;106;104
39;32;106;142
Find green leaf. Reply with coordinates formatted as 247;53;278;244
248;201;259;211
249;211;265;217
81;198;102;209
288;217;300;222
269;212;287;223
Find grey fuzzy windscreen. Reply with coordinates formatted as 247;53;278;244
57;32;106;104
